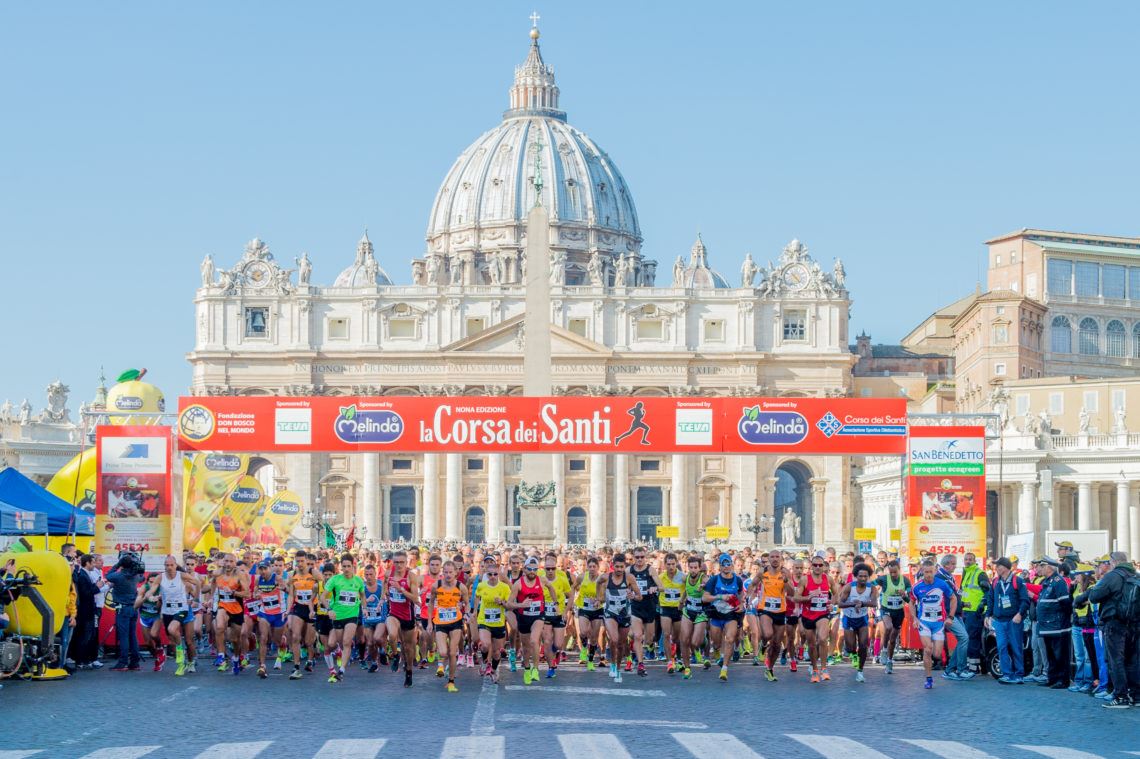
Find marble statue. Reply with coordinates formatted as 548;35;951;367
672;255;685;287
200;254;215;287
450;256;465;286
781;506;800;545
640;259;656;287
519;250;527;280
741;253;759;288
295;253;312;285
42;381;69;423
426;254;441;285
833;258;846;288
587;251;604;286
486;252;502;285
1038;408;1052;435
363;253;378;284
411;260;427;286
549;250;565;286
1079;407;1091;434
1115;406;1127;433
18;399;31;424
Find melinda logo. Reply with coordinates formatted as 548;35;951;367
271;500;301;515
737;406;809;446
204;454;242;471
114;396;144;410
335;405;404;444
909;437;985;475
230;487;261;504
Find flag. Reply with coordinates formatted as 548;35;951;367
345;525;356;549
323;523;336;548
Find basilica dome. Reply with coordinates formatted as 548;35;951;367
334;233;392;287
423;26;642;280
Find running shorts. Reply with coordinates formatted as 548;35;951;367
632;608;657;625
331;617;357;630
289;605;313;624
225;611;245;628
884;609;905;629
658;606;682;623
682;607;708;624
314;615;332;636
918;619;945;641
543;614;566;629
516;615;542;635
162;611;190;628
759;610;786;626
479;624;506;639
708;611;742;629
604;612;631;628
435;621;464;635
577;608;603;622
785;614;801;626
841;615;869;631
259;612;286;629
140;614;160;629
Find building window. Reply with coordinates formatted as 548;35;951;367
1047;259;1072;295
466;458;484;471
1078;317;1099;355
1015;393;1029;417
389;318;416;338
465;317;486;336
1010;252;1017;264
244;307;268;338
996;306;1005;315
782;310;807;341
636;319;664;341
1049;392;1064;415
1084;390;1099;413
639;459;660;472
1103;264;1126;299
327;317;349;340
1130;268;1140;301
1107;320;1126;357
567;318;587;337
992;324;1008;344
860;387;872;397
1075;262;1099;297
1050;316;1072;353
1134;323;1140;358
391;458;413;471
568;459;586;472
995;254;1002;266
703;319;725;342
994;363;1007;376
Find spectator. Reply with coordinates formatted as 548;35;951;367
937;554;972;680
71;554;101;668
959;552;991;673
60;560;77;669
106;553;144;671
1035;556;1073;689
1069;566;1098;693
1055;540;1080;577
986;557;1029;684
1075;550;1139;708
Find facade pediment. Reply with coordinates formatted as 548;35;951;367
440;314;610;356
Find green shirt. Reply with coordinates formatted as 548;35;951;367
325;573;365;619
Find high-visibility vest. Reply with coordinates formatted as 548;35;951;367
961;564;985;612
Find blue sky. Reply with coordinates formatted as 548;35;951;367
2;2;1139;410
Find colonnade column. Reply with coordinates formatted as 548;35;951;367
589;454;606;546
381;483;392;541
413;485;423;540
671;454;687;540
361;452;379;540
614;454;630;542
1077;482;1093;531
1116;480;1132;556
1130;484;1140;561
552;453;566;543
422;453;439;541
1018;481;1036;536
445;452;462;541
488;453;505;543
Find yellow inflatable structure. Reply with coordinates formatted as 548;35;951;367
0;550;71;679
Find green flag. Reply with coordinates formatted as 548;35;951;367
323;523;336;548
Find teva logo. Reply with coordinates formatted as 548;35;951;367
736;406;809;446
334;405;404;444
99;436;168;474
274;408;312;445
908;437;985;475
674;408;713;446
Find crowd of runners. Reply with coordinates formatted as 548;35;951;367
94;544;1024;692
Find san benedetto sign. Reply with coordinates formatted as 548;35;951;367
176;396;908;455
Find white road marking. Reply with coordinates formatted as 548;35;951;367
557;734;632;759
505;684;665;697
160;685;199;703
470;677;498;736
673;732;766;759
787;734;892;759
901;740;1001;759
77;749;160;759
1013;748;1106;759
441;736;505;759
191;742;273;759
498;715;708;729
313;738;388;758
0;752;43;759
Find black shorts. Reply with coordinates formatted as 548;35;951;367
785;614;801;627
417;617;430;630
315;615;332;636
632;607;658;624
289;605;313;624
759;610;787;626
577;608;603;622
883;608;906;628
435;621;464;635
683;607;709;624
226;611;245;628
604;612;631;629
544;614;565;629
479;624;506;640
332;617;358;631
516;614;542;635
162;612;190;629
658;606;682;623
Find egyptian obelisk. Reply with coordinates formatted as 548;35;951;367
518;136;556;544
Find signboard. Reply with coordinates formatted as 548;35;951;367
705;526;731;540
901;426;986;560
1003;532;1034;562
655;525;680;539
854;527;876;554
177;396;908;455
889;528;901;543
95;426;173;570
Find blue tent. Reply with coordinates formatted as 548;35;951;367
0;467;94;535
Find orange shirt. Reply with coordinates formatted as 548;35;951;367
433;584;463;625
215;573;242;615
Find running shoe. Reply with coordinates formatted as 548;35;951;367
855;671;865;683
789;658;798;673
529;666;540;683
614;670;623;684
821;667;830;681
305;659;315;672
231;657;242;676
586;659;596;672
667;661;675;674
765;668;776;682
404;670;413;688
851;653;859;670
213;653;225;669
886;661;893;675
719;665;728;682
579;648;589;664
682;666;692;680
368;662;379;673
436;662;445;678
624;657;632;672
958;670;976;680
328;668;339;683
810;670;820;683
508;649;517;672
546;666;556;679
751;656;759;667
153;650;165;672
289;668;303;680
608;663;617;678
186;660;196;674
174;661;186;677
378;651;389;667
924;676;933;689
258;666;267;679
390;655;400;673
446;681;459;693
941;671;961;681
637;661;647;677
779;652;788;666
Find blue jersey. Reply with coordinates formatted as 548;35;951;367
362;582;386;622
912;577;954;623
703;573;744;615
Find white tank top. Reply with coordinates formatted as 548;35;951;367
160;573;189;615
842;583;874;619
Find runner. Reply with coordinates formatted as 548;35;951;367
323;553;365;683
134;573;165;671
838;562;878;683
384;551;422;687
504;553;524;672
285;552;318;679
540;552;574;679
210;553;249;674
794;553;839;683
702;553;745;682
253;559;287;679
158;555;200;676
474;557;511;683
361;563;388;672
417;554;443;669
679;554;709;680
910;559;958;690
657;553;685;674
598;552;642;684
506;556;555;685
428;559;469;693
873;559;911;674
753;551;792;681
573;556;604;671
742;560;763;665
784;557;804;672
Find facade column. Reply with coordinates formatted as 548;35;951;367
1018;481;1036;537
671;453;687;540
810;479;828;546
487;453;505;543
381;483;392;541
422;453;439;541
629;485;640;543
1116;480;1132;556
361;452;380;541
1130;484;1140;562
552;453;566;544
661;486;671;541
445;453;462;541
1077;481;1093;531
614;454;630;542
589;454;606;546
413;485;423;540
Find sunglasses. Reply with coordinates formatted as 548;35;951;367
486;572;499;576
811;563;825;568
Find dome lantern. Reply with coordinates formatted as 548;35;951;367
506;18;564;122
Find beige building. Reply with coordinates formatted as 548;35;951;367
952;290;1047;412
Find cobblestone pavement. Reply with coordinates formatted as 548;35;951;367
1;660;1136;758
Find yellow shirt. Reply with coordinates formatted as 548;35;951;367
476;580;511;628
659;570;684;608
542;570;573;615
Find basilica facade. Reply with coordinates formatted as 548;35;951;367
187;26;858;548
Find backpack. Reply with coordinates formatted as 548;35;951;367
1118;573;1140;624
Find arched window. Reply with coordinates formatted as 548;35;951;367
1107;320;1126;357
1133;323;1140;358
566;506;587;544
775;461;813;545
1050;316;1072;354
1078;317;1100;355
464;506;485;543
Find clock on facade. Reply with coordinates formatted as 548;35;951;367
782;263;809;290
244;261;272;288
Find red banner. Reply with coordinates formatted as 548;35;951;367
178;396;907;455
95;425;173;570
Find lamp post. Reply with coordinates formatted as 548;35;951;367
701;518;727;551
301;496;337;547
739;499;774;548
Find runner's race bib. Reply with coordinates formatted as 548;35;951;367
483;607;502;624
296;589;313;603
523;600;542;617
664;588;682;603
438;607;459;623
338;591;359;606
883;594;904;610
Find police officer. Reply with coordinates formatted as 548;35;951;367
1055;541;1080;577
960;552;991;673
1035;556;1073;689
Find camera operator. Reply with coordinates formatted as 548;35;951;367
107;552;145;671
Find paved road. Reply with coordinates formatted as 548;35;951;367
1;660;1136;758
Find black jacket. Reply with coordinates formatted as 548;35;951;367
986;573;1030;621
1035;573;1072;635
1075;563;1137;624
72;566;99;617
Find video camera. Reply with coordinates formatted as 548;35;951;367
115;550;146;576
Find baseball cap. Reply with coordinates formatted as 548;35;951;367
524;557;539;570
1095;553;1112;563
994;557;1012;571
1009;554;1020;564
718;553;732;567
1073;563;1095;574
1055;540;1075;549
